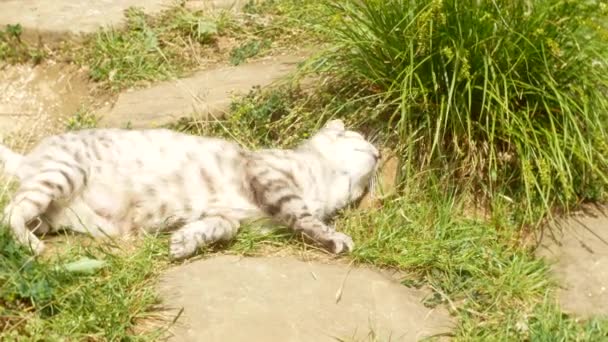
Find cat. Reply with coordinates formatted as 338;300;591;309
0;119;379;259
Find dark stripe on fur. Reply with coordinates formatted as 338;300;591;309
40;180;61;195
91;142;102;160
200;169;216;194
58;169;75;193
298;212;312;219
76;165;88;185
268;165;300;189
274;194;299;211
160;203;168;217
23;197;46;211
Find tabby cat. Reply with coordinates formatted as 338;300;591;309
0;120;379;259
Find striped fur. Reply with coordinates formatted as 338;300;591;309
0;120;379;259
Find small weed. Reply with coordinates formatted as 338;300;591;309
167;8;218;44
229;39;271;65
65;107;99;131
0;24;46;64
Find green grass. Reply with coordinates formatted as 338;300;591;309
340;185;608;340
77;6;219;90
229;39;272;65
2;81;607;341
65;106;99;131
316;0;608;224
0;24;45;64
0;229;170;340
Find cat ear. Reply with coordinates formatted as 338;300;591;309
323;119;345;131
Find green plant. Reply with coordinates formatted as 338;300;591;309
166;7;218;44
85;8;174;89
0;24;45;63
82;6;220;90
319;0;608;223
65;107;99;131
229;39;271;65
0;228;169;339
0;229;61;322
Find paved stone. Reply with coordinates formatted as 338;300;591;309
98;54;303;129
537;206;608;318
0;1;175;42
158;255;454;342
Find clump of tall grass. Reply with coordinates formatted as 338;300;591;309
320;0;608;222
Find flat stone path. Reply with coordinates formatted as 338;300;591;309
0;1;246;42
537;207;608;318
158;255;454;342
98;54;303;128
0;0;173;41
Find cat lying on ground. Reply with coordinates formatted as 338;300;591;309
0;120;379;259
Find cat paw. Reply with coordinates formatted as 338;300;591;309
31;240;45;255
326;231;354;254
169;232;197;260
24;235;45;255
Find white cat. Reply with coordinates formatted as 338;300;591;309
0;120;379;259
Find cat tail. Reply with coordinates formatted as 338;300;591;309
0;143;23;176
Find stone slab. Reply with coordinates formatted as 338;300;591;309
537;207;608;318
158;255;454;342
0;0;175;42
98;54;303;128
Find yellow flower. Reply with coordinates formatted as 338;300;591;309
545;38;562;57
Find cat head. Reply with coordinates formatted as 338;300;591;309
303;119;380;201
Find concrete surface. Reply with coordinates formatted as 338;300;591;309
0;0;174;41
0;1;249;42
98;54;303;128
158;255;454;342
537;206;608;318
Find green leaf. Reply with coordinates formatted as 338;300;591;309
61;257;107;274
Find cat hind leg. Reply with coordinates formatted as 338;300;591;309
2;161;87;254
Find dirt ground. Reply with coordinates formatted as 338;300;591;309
0;62;96;147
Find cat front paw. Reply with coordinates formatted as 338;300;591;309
16;231;45;255
326;231;354;254
169;232;197;260
29;237;45;255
